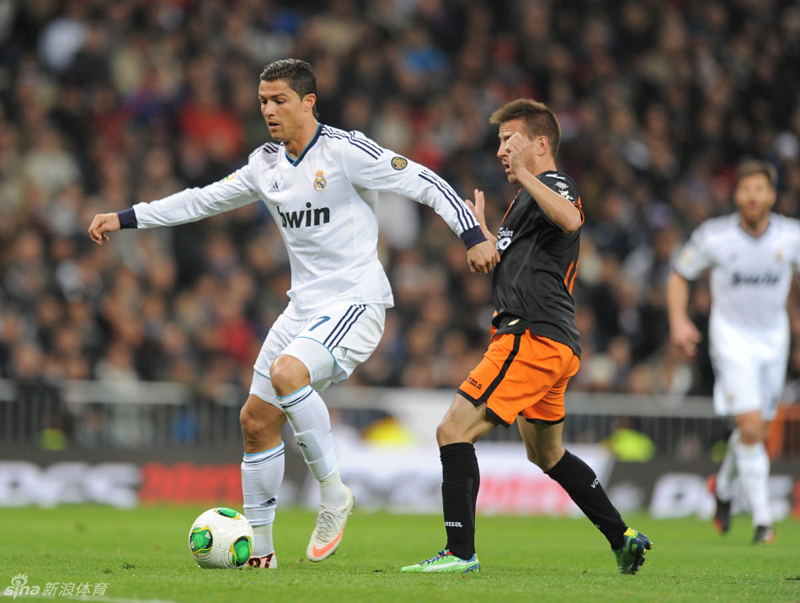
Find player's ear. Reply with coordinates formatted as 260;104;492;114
536;135;549;156
303;93;317;113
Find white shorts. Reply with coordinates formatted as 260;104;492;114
250;303;385;407
710;353;787;421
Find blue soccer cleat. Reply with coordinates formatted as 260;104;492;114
613;528;652;575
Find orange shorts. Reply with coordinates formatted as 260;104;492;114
457;332;580;426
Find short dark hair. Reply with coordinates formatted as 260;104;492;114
490;99;562;158
735;158;777;189
260;59;319;118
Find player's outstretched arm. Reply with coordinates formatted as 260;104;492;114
88;212;122;245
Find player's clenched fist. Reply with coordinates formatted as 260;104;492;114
88;212;121;245
467;240;500;274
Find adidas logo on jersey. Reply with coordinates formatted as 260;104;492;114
277;202;331;228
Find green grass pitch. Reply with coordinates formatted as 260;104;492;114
1;505;798;602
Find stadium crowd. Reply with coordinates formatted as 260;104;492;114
1;0;800;444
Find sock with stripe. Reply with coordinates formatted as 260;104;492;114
278;385;347;508
241;443;285;556
440;442;480;560
545;449;627;550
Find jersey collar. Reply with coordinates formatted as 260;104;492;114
737;214;772;240
284;123;322;167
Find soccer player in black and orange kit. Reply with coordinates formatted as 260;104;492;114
402;99;652;574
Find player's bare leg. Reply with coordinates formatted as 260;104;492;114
436;394;497;446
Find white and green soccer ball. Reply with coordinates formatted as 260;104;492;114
188;507;254;569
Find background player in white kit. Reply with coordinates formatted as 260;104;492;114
666;159;800;544
88;59;500;567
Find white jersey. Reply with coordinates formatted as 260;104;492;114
673;213;800;361
128;124;483;315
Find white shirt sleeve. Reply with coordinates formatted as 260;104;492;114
132;163;260;228
339;131;482;243
674;223;715;280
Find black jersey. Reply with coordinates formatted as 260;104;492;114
490;170;583;356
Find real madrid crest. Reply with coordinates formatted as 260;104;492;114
314;170;327;191
391;156;408;170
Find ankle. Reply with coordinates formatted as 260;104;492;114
319;471;348;507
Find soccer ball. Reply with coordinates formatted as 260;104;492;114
188;507;254;569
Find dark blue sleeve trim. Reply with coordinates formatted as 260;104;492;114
118;208;138;229
460;225;487;249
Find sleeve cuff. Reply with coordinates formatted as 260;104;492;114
117;208;138;229
460;225;487;249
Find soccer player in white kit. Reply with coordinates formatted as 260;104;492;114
88;59;500;567
666;159;800;545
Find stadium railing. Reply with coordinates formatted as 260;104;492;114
1;378;798;460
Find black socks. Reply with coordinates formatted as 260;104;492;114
545;449;627;550
439;444;627;556
440;442;479;560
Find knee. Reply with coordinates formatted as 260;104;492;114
270;355;310;397
525;447;540;467
738;426;763;446
737;417;767;445
436;412;477;446
436;416;461;446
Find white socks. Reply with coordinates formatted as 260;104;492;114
715;429;739;501
278;385;348;508
241;443;284;556
240;385;348;557
734;439;772;527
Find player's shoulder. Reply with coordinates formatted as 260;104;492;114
319;124;384;159
694;213;738;239
540;171;580;202
540;170;577;185
248;141;282;163
769;212;800;235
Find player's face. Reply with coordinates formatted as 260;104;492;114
734;172;775;230
258;79;315;143
497;119;526;183
497;118;548;183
